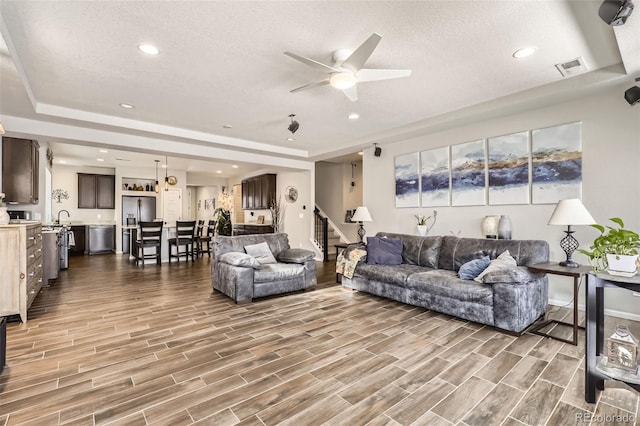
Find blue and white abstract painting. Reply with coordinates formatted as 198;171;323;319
488;131;530;205
532;122;582;204
451;140;486;206
421;147;450;207
395;152;420;207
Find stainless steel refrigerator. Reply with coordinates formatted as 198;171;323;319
122;195;157;253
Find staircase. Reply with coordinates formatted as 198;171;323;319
313;207;348;261
325;225;342;260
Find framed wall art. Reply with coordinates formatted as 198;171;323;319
487;131;530;205
394;152;420;207
451;140;486;206
531;122;582;204
420;147;450;207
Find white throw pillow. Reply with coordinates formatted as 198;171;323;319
474;250;518;283
244;241;277;264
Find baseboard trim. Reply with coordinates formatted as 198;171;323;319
548;298;640;322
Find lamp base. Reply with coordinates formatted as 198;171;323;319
357;223;366;242
559;260;580;268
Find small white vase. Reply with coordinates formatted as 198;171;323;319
0;207;10;225
417;225;427;236
606;254;638;277
498;215;512;240
481;215;500;239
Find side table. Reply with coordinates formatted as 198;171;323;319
585;272;640;403
527;262;591;346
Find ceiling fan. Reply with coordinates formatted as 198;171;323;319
284;33;412;102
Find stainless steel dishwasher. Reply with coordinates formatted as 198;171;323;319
88;225;115;254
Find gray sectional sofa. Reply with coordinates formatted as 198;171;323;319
341;233;549;333
212;233;317;303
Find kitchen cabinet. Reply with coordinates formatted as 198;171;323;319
0;223;43;322
241;174;276;210
78;173;115;209
233;224;274;235
69;225;86;256
88;225;115;254
1;137;39;205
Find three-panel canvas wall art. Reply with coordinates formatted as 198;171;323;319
394;122;582;207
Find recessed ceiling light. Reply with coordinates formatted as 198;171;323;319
287;137;295;142
222;124;233;129
97;158;104;162
512;46;537;58
161;164;168;168
216;170;222;174
358;151;363;156
348;113;360;120
99;149;108;153
119;103;135;109
232;164;238;168
138;44;160;55
59;160;67;164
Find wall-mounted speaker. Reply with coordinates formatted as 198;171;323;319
599;0;634;26
374;145;382;157
624;85;640;105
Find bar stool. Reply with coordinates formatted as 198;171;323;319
168;221;196;263
197;220;214;258
136;221;163;267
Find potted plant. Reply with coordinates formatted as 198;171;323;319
214;208;232;236
414;210;437;236
578;218;640;275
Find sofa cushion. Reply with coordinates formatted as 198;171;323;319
218;252;262;269
367;237;403;265
355;263;429;286
376;233;442;268
278;248;315;263
254;263;305;283
475;250;517;283
458;256;491;280
245;242;277;264
406;269;494;305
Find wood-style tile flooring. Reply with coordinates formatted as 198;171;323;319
1;254;639;425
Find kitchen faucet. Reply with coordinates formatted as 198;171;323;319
57;210;70;224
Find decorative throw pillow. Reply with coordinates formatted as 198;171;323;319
366;236;403;265
244;242;277;264
474;250;518;283
218;252;262;269
458;256;491;280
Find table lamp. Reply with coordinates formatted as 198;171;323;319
351;206;373;242
547;198;596;267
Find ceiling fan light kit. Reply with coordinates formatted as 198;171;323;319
285;32;412;102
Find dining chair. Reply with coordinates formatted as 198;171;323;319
197;220;213;258
168;220;196;263
135;221;163;267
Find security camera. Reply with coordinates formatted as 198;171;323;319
599;0;634;26
288;114;299;134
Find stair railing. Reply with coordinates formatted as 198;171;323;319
314;207;329;261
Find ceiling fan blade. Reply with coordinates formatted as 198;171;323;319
284;52;341;73
290;79;330;93
341;85;358;102
342;33;382;74
356;69;412;82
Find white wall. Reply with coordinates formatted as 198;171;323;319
195;186;218;222
363;83;640;319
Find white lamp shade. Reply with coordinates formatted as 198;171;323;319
547;198;596;226
329;72;357;90
351;206;372;222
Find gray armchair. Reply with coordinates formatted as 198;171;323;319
212;233;317;303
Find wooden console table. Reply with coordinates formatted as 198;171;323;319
585;272;640;403
527;262;590;346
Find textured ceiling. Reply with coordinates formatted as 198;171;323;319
0;0;637;173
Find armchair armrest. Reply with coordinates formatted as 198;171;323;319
278;248;316;264
482;266;545;284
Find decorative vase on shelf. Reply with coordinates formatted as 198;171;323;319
0;207;10;225
481;215;500;239
498;215;512;239
417;225;427;236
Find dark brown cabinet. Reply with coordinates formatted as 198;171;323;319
232;224;274;235
77;173;115;209
1;137;39;204
69;225;86;256
241;174;276;210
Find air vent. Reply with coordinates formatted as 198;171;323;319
555;56;588;77
115;158;131;162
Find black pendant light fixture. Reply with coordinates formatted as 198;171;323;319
164;155;169;191
154;160;160;193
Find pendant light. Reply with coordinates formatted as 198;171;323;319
154;160;160;193
164;155;169;191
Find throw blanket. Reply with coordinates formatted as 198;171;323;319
336;242;367;279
